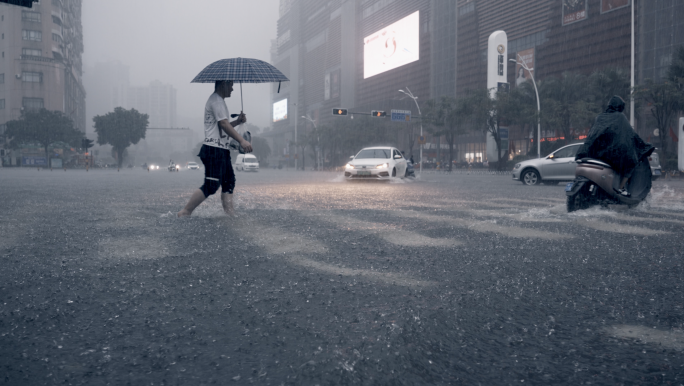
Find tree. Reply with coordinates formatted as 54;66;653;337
251;136;271;166
93;107;149;169
589;68;631;113
5;109;81;162
423;96;469;171
539;72;597;146
634;79;681;158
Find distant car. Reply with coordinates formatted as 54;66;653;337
235;154;259;172
186;161;200;170
344;146;408;179
512;143;583;185
148;164;160;170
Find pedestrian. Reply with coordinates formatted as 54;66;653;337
177;80;252;217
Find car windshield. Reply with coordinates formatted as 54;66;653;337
245;158;258;163
356;149;391;159
188;163;197;166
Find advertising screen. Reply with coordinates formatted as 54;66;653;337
562;0;588;25
514;48;535;87
273;99;288;123
363;11;420;79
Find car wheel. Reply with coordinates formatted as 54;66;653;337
404;168;408;178
521;169;541;185
392;168;396;177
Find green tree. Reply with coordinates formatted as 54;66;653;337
589;68;631;113
423;96;469;171
539;72;596;146
5;109;81;162
250;136;271;166
634;79;681;159
93;107;149;169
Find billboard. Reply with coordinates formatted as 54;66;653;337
562;0;588;26
601;0;630;13
363;11;420;79
514;48;535;87
273;99;288;123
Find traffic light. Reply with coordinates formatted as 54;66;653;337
82;138;94;150
371;110;386;118
0;0;39;8
332;108;348;116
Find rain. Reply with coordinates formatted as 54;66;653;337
1;0;684;385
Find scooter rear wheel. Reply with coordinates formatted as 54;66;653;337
567;183;592;212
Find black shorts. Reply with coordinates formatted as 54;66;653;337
198;145;235;197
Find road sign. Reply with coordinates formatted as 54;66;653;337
417;136;426;145
499;127;509;140
332;108;348;116
371;110;386;118
391;109;411;122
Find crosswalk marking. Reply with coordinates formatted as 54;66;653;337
390;210;573;240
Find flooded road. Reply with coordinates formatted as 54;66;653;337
1;168;683;385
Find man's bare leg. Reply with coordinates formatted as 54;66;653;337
221;192;235;216
177;189;206;217
619;176;629;189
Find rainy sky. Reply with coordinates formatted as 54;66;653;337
82;0;280;130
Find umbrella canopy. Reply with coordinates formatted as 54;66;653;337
191;58;288;84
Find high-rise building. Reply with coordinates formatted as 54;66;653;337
128;80;177;129
0;0;85;135
83;60;130;135
271;0;681;166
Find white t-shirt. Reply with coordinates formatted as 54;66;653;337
203;92;230;149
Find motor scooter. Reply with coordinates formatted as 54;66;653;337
565;156;652;212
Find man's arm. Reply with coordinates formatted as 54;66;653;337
218;115;253;153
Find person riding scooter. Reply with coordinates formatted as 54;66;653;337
574;96;654;197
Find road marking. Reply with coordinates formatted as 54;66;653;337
306;212;462;247
606;325;684;351
235;219;436;288
287;256;436;288
391;210;573;240
574;218;669;236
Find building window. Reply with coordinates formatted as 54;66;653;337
52;15;61;26
22;48;41;56
22;11;41;22
22;71;43;83
0;99;5;110
22;97;44;110
22;29;42;42
52;33;61;43
0;73;4;83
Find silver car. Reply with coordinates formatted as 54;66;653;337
512;142;663;185
512;143;583;185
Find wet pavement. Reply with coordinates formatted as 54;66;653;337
1;167;683;385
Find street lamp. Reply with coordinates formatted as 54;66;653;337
398;87;422;175
510;56;541;159
301;115;321;170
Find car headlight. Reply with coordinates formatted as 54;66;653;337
514;163;521;169
376;163;388;169
345;164;354;169
176;165;180;169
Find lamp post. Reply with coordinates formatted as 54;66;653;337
398;87;422;175
293;103;298;170
301;115;320;170
509;56;541;159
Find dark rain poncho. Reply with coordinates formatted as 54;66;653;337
575;96;654;177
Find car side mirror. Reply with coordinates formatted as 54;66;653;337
394;155;402;159
350;155;354;159
547;154;554;159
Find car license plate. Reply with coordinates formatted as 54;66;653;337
654;169;661;175
565;182;573;192
357;171;371;176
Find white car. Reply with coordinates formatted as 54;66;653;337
345;147;408;179
235;154;259;172
186;161;200;170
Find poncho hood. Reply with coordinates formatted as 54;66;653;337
605;96;625;113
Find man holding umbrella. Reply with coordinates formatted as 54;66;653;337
177;80;252;217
